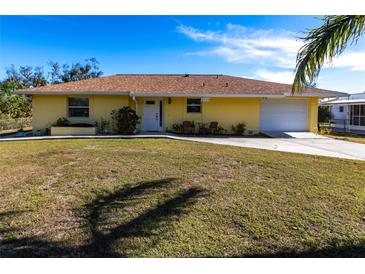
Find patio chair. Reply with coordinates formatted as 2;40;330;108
182;121;195;134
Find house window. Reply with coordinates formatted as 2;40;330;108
68;97;89;117
187;98;201;113
339;106;344;112
349;104;365;126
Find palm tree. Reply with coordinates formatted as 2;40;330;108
293;15;365;92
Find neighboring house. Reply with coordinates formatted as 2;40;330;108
17;74;344;135
321;92;365;133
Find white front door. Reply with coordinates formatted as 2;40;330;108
142;99;162;131
260;98;308;131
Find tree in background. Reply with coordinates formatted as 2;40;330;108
48;61;62;85
0;92;32;119
4;65;48;88
0;72;31;119
293;16;365;92
59;58;103;83
318;106;333;123
0;58;103;119
48;58;103;84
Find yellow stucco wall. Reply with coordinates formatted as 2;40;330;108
32;95;67;131
90;95;129;123
32;94;319;134
307;97;319;132
32;94;130;131
164;97;260;133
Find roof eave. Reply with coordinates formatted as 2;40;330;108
15;90;130;95
283;92;347;98
130;92;286;98
15;90;346;98
321;99;365;105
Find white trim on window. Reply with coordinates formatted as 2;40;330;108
67;97;90;118
186;98;201;113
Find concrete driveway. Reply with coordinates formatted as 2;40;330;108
175;136;365;161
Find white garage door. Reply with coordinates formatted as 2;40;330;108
260;98;308;131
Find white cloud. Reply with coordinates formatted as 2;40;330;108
330;51;365;71
254;69;295;84
177;25;217;42
239;75;256;80
188;46;274;63
178;23;365;74
177;23;303;69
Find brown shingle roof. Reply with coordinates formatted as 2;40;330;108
17;74;345;97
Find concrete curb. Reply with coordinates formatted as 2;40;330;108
0;134;179;142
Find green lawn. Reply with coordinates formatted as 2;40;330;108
0;139;364;257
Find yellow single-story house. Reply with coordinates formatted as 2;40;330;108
17;74;344;135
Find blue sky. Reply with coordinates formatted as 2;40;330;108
0;15;364;93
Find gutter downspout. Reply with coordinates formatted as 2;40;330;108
132;96;138;113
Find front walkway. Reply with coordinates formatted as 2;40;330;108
1;133;364;161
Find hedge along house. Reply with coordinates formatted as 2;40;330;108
17;74;345;135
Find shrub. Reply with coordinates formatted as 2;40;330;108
52;117;95;127
318;106;333;123
53;117;70;127
232;122;246;135
111;106;140;134
99;117;110;134
172;123;183;133
319;128;332;135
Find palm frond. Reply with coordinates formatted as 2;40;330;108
292;15;365;93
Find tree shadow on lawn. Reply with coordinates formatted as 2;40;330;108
0;178;209;257
242;239;365;258
0;210;31;235
2;180;365;257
